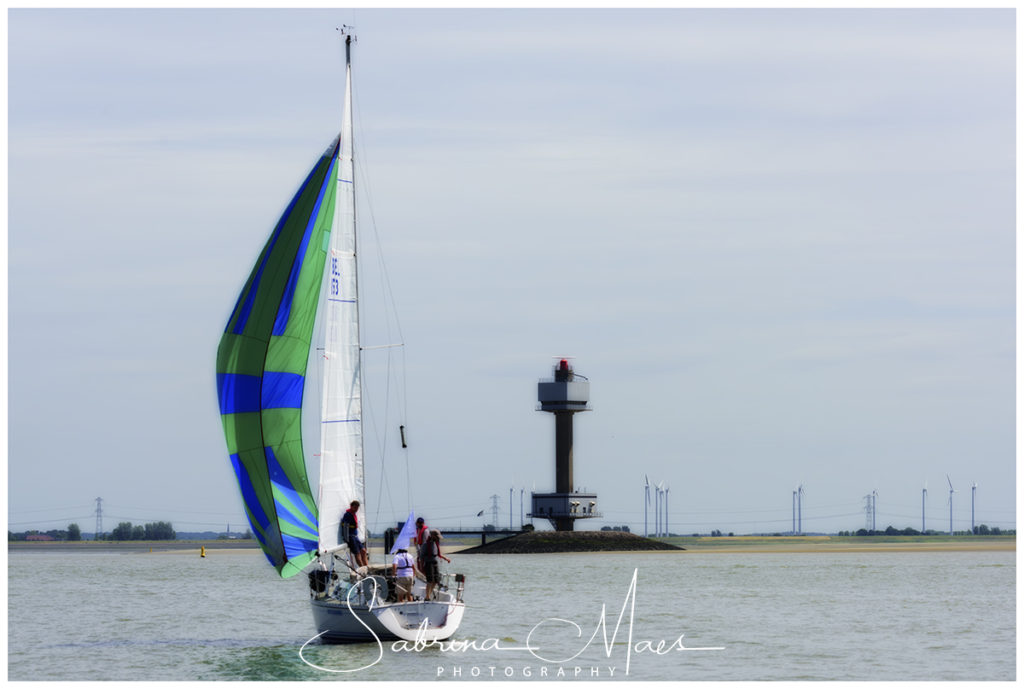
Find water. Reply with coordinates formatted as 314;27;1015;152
7;548;1014;680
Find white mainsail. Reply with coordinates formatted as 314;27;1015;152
318;36;365;553
306;32;466;645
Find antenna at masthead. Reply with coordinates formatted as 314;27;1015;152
337;25;356;64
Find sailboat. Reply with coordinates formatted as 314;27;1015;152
215;29;466;644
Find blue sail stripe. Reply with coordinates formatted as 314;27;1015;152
229;454;271;532
225;286;248;338
230;256;270;335
228;458;281;572
261;371;304;410
265;447;318;527
282;533;319;560
217;373;262;414
240;512;268;549
273;152;339;336
249;521;268;547
230;188;305;336
271;486;319;533
275;501;319;536
231;141;337;335
324;419;360;424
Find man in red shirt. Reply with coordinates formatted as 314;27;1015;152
341;500;369;567
414;517;428;569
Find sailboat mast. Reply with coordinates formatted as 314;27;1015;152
316;27;365;555
346;31;370;528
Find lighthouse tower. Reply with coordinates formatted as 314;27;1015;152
531;359;600;531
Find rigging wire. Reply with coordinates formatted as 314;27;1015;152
94;505;246;517
9;504;96;515
352;73;414;526
9;516;94;526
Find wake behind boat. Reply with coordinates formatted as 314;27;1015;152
215;27;465;644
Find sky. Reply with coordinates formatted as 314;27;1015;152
7;8;1016;539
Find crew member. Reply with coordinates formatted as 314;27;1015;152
341;500;369;568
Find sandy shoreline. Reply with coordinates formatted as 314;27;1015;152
677;541;1015;553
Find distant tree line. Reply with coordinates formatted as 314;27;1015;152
9;523;82;541
107;521;176;541
600;525;631;533
972;524;1011;535
8;523;280;542
836;524;1013;537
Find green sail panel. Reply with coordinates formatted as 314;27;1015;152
216;138;339;578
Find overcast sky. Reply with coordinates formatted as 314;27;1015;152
8;8;1016;538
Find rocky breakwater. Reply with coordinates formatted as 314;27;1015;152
459;530;684;554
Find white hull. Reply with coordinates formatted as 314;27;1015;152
310;597;466;643
309;568;466;644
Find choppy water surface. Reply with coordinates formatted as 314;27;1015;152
8;548;1014;680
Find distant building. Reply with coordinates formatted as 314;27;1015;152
25;534;55;541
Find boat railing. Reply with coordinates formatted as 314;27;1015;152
453;572;466;603
356;575;388;609
308;569;332;599
435;571;466;604
314;565;465;606
324;574;389;608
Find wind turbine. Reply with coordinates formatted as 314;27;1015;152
644;475;650;537
946;474;956;535
656;482;665;537
663;484;670;537
871;489;878;532
971;482;977;534
797;484;805;534
921;482;928;534
792;489;797;535
654;482;661;537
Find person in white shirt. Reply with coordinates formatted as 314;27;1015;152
391;547;418;602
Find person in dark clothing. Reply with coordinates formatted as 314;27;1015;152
414;517;428;569
420;529;450;600
341;500;369;567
